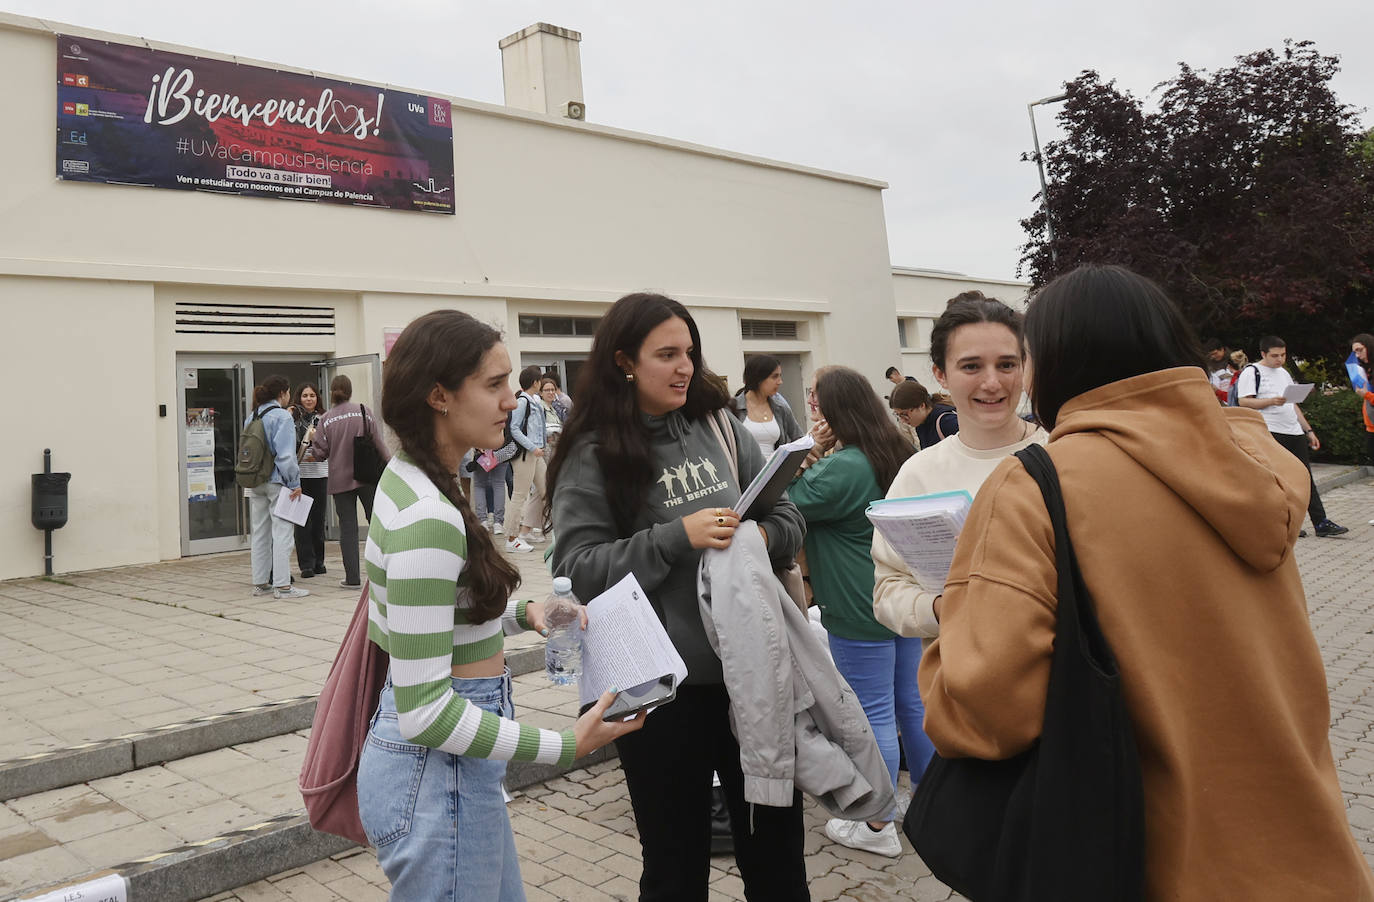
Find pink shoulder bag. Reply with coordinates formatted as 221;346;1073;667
299;581;389;846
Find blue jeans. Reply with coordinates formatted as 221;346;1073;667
827;634;935;820
472;460;508;523
357;672;524;902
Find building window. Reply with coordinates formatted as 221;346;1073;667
740;319;799;340
897;319;909;348
519;315;601;337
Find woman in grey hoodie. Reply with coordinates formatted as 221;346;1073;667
548;293;809;901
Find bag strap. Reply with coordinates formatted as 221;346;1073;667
1250;366;1261;398
358;404;372;438
1013;444;1117;671
706;409;740;487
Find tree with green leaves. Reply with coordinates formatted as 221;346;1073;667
1021;41;1374;356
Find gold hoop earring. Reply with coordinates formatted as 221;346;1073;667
441;408;449;416
625;373;636;383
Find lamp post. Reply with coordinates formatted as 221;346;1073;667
1027;92;1068;267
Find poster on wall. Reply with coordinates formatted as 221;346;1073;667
55;35;455;214
186;407;217;502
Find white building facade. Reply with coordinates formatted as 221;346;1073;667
0;15;1023;580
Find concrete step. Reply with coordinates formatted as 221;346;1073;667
2;647;607;902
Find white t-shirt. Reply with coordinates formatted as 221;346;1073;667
742;416;781;456
1209;367;1232;393
1238;363;1302;436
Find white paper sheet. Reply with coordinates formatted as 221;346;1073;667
1282;382;1314;404
272;489;314;527
578;572;688;708
20;873;127;902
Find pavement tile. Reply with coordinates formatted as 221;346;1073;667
154;797;262;842
64;819;178;868
32;797;141;843
0;843;88;897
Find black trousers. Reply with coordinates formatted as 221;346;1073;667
1270;431;1326;524
333;485;376;584
293;476;328;573
614;684;809;902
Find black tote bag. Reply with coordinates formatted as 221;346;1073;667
903;443;1145;901
352;404;387;486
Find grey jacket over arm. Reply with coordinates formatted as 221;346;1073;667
698;524;893;821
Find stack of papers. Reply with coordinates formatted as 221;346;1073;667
578;573;688;708
736;433;815;521
866;490;973;592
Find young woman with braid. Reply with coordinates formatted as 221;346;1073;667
355;310;641;901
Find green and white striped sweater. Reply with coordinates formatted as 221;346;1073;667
364;454;576;767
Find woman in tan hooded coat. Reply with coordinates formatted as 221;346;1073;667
920;265;1374;900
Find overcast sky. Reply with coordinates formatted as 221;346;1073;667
9;0;1370;281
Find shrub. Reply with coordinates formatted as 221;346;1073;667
1294;358;1367;463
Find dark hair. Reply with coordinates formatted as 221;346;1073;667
518;364;543;391
1201;337;1225;354
815;367;913;491
738;355;781;395
1258;336;1286;354
1353;334;1374;377
330;374;353;406
252;375;290;409
888;380;931;410
1025;264;1207;429
930;291;1024;373
547;292;729;534
382;310;520;622
884;366;900;378
292;383;322;418
542;370;563;389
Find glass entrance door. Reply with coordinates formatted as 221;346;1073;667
179;359;249;554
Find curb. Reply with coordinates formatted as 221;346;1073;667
13;748;620;902
1315;465;1373;494
0;645;547;801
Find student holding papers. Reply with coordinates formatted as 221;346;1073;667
786;366;919;858
1237;336;1347;537
355;311;640;901
548;293;809;902
872;292;1045;639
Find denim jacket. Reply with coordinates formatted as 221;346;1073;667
509;393;547;453
245;401;301;489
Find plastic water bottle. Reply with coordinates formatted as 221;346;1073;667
544;576;583;685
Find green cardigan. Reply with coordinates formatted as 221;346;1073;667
788;446;895;641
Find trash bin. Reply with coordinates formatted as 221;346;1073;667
32;472;71;530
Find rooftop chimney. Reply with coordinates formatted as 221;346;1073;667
499;23;586;121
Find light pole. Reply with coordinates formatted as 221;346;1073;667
1027;92;1068;267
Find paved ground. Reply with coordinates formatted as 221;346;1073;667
1;471;1372;900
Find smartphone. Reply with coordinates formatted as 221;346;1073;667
602;674;677;722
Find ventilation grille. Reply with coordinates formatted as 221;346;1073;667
175;302;336;335
740;319;799;340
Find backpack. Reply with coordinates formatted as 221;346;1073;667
1226;365;1261;408
497;396;533;463
234;408;277;489
299;580;388;846
351;404;387;485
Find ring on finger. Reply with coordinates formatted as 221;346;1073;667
716;516;726;526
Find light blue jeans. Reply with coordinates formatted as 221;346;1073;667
248;482;294;588
357;672;525;902
827;634;935;820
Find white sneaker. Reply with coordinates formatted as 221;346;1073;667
506;537;535;553
824;818;902;858
493;523;505;536
274;586;311;600
252;584;273;597
894;786;913;819
527;530;546;544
